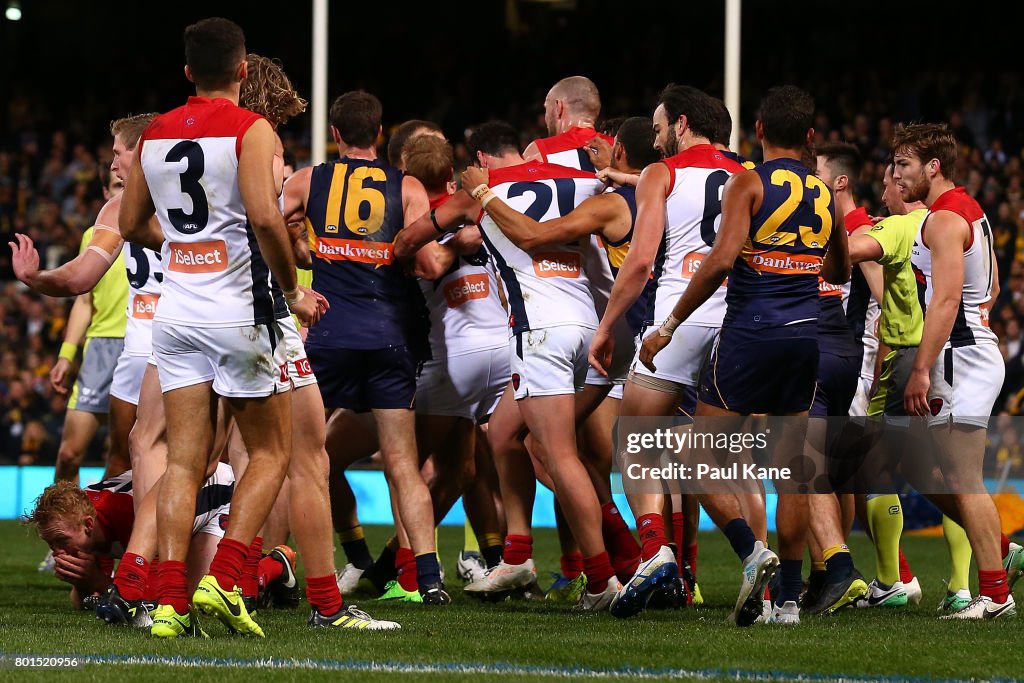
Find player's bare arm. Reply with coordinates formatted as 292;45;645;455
282;167;314;268
638;169;758;372
589;162;670;375
118;145;162;250
282;166;313;225
11;199;125;297
820;204;851;285
394;186;480;259
850;224;884;304
50;293;92;395
848;232;884;265
465;165;626;252
905;211;968;415
401;174;431;230
239;119;319;327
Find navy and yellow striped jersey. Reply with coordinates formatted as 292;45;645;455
724;157;835;328
304;157;417;349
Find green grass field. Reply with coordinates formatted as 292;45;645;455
0;521;1020;682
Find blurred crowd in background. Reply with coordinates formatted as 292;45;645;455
3;86;1024;476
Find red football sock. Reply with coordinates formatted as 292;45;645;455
144;559;160;603
157;560;189;615
240;536;262;599
209;538;249;592
636;513;668;562
671;511;685;563
583;552;615;594
897;547;914;584
306;574;343;616
612;553;640;584
979;568;1010;603
114;552;149;602
259;554;285;591
687;543;698;579
503;534;533;566
601;502;641;570
560;552;583;579
396;547;418;592
1001;533;1011;559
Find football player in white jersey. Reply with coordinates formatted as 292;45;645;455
523;75;611;170
10;114;169;503
588;85;744;617
464;117;662;591
402;133;508;590
212;52;375;624
396;121;622;610
893;123;1016;619
119;18;322;639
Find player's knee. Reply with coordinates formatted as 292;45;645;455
289;447;329;484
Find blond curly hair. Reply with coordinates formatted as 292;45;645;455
24;480;95;533
240;53;307;127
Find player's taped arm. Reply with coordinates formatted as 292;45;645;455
21;195;125;296
395;189;479;259
30;246;120;298
821;204;851;285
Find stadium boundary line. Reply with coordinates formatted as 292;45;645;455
24;654;1011;682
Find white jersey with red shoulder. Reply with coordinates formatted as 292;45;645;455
479;161;605;333
532;127;614;173
85;472;135;558
138;96;287;328
650;144;744;328
912;186;997;346
122;241;163;355
419;195;508;357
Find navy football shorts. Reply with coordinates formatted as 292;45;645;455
698;323;819;415
810;348;862;417
307;345;418;412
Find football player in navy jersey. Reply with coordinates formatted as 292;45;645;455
641;86;852;626
283;91;447;612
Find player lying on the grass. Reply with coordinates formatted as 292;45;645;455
23;466;288;618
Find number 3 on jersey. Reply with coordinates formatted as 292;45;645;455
165;141;209;235
753;169;832;248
